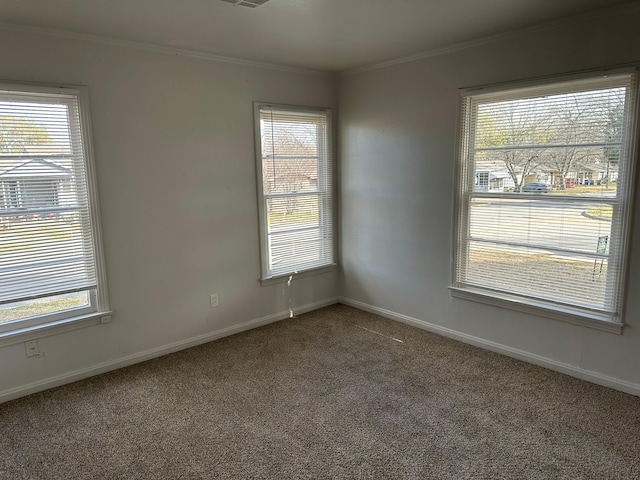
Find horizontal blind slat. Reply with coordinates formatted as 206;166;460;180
259;105;333;278
455;73;637;320
0;88;98;306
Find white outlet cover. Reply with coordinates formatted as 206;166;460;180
210;294;219;307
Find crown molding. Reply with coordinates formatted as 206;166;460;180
2;0;639;77
343;1;640;76
0;22;331;77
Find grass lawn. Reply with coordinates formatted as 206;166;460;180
0;217;88;324
585;205;613;220
467;249;607;308
0;296;88;324
0;218;79;254
550;183;616;195
268;210;318;226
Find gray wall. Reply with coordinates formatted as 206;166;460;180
339;5;640;391
0;29;337;400
3;4;640;401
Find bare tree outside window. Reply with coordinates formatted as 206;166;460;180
475;104;550;192
0;86;107;329
261;121;319;217
454;73;636;328
255;105;334;279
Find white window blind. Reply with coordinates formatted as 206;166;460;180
453;72;638;327
0;85;102;326
255;104;335;280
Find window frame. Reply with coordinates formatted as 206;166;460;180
450;68;640;334
253;102;336;285
0;81;110;343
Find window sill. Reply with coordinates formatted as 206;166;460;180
449;287;623;334
0;311;113;348
260;264;337;287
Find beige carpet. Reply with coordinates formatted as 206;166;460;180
1;304;639;479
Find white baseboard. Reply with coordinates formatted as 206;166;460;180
0;297;338;404
338;297;640;397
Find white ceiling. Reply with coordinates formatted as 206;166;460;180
0;0;635;72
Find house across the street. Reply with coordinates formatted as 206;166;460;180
0;157;72;214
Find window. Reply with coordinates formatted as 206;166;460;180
0;82;108;335
254;104;335;281
452;71;638;331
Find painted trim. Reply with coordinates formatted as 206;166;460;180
0;82;110;340
448;288;623;335
0;311;113;348
337;297;640;397
449;70;639;336
343;2;640;75
253;102;336;281
0;297;337;404
0;22;329;77
260;264;337;287
77;86;111;315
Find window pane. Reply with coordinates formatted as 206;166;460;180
0;84;104;329
268;228;328;274
263;157;319;195
266;195;320;230
257;105;334;279
465;245;607;310
0;291;90;324
468;197;613;256
455;73;636;323
473;85;627;194
261;118;319;158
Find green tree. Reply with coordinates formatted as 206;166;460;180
0;115;52;153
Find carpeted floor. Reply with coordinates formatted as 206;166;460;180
1;304;639;479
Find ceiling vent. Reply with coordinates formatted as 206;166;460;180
220;0;271;8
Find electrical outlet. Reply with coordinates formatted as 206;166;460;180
209;293;219;308
25;339;41;358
